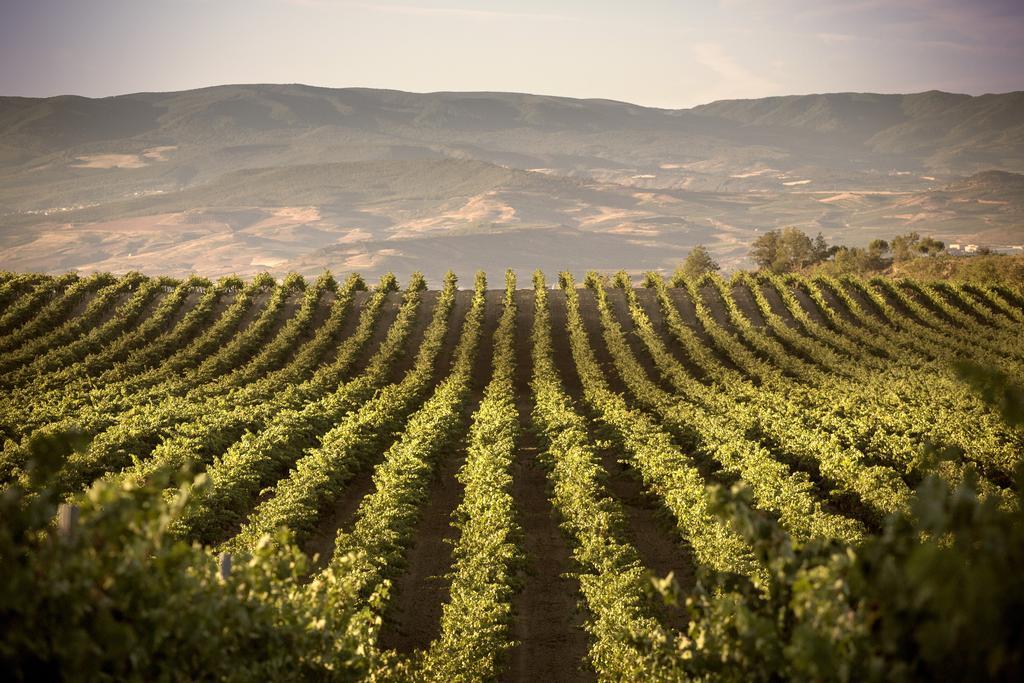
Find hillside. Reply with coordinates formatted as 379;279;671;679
1;85;1023;277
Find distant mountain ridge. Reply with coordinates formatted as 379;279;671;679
692;90;1024;169
1;85;1022;279
2;85;1022;170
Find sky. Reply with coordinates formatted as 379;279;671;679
1;0;1022;108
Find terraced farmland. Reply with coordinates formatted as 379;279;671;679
1;268;1022;681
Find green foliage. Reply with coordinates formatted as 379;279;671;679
1;266;1022;680
639;354;1024;682
177;273;438;546
673;244;720;283
750;227;833;273
224;272;459;553
955;361;1024;428
533;271;682;680
0;432;378;681
815;241;890;276
420;270;522;681
891;231;946;261
319;271;489;668
891;253;1024;287
658;462;1024;682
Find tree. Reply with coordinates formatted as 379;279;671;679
751;231;782;271
828;245;888;274
779;227;817;270
811;232;833;262
751;227;831;273
891;232;921;261
867;239;890;257
916;236;945;257
677;245;720;281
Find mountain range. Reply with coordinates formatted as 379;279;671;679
1;84;1022;279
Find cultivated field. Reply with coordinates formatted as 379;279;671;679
1;268;1021;680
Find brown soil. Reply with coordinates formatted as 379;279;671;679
377;289;502;654
119;287;171;333
863;282;917;325
832;282;890;327
552;290;696;632
330;289;403;379
748;283;825;363
789;285;829;327
584;297;698;602
384;290;442;384
262;291;303;346
202;288;238;331
934;287;988;324
543;290;585;397
164;290;202;329
897;283;956;327
305;289;337;334
665;287;701;328
235;290;460;552
598;288;675;394
130;287;237;372
730;283;767;328
94;290;135;328
650;287;741;374
631;286;712;381
234;289;272;334
809;282;856;325
701;285;790;370
592;440;696;595
603;289;876;529
764;283;866;362
317;289;370;366
755;282;798;330
504;288;593;683
698;285;733;330
962;287;1013;322
66;287;101;320
95;288;193;365
302;289;469;571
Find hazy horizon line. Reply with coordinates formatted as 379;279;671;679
4;81;1021;111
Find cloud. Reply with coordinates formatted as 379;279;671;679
692;42;779;98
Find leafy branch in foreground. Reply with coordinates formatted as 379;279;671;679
651;363;1024;682
0;432;378;681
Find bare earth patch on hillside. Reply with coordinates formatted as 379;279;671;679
387;192;518;239
71;146;178;169
0;206;346;275
71;154;149;169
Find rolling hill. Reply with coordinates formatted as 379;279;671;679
1;85;1022;277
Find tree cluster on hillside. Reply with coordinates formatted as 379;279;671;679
891;232;946;260
738;228;951;277
674;230;960;282
828;238;892;274
749;227;834;273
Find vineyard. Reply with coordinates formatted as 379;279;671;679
1;267;1022;681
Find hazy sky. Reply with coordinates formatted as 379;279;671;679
1;0;1022;107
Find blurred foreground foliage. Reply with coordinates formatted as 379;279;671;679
652;361;1024;681
0;432;383;682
